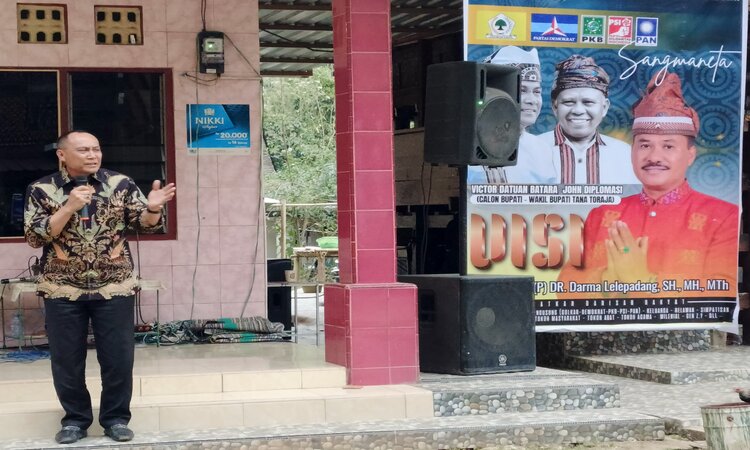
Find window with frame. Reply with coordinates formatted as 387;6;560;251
0;68;174;240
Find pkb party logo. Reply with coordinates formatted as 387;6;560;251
580;15;606;44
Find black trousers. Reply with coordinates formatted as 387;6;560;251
45;295;135;430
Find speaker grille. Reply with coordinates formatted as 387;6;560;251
476;92;519;162
399;274;535;374
424;61;521;166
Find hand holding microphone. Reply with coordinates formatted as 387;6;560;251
70;176;95;222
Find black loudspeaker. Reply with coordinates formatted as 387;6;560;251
267;258;291;282
267;259;292;330
424;61;521;167
398;274;535;374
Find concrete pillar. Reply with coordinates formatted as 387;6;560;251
325;0;419;385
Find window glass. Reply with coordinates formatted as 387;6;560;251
0;70;171;238
0;71;59;238
69;71;166;197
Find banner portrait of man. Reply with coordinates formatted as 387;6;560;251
463;0;744;332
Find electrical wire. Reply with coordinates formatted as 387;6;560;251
180;21;266;320
224;33;263;79
182;72;220;86
132;228;148;325
190;68;202;321
238;78;267;318
200;0;207;32
239;185;263;318
259;28;334;53
27;255;40;277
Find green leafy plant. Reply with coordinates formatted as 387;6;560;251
263;67;337;256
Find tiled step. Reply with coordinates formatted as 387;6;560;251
566;347;750;384
0;366;348;402
0;384;434;440
0;345;347;404
419;370;621;416
0;343;381;441
0;408;665;450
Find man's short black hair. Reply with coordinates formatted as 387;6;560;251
56;130;93;149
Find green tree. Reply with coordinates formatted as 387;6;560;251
263;66;337;255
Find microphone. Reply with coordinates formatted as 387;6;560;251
74;176;90;223
0;276;39;284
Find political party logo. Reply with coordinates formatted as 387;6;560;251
486;13;516;39
635;17;658;46
580;15;606;44
607;16;633;45
531;13;578;43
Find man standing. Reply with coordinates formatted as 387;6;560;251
558;72;738;295
538;54;639;185
468;46;557;184
24;131;176;444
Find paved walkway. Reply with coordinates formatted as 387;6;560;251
294;287;748;449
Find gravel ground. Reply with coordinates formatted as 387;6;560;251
480;435;706;449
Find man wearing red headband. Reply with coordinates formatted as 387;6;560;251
559;72;738;297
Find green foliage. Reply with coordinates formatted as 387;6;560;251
263;67;337;254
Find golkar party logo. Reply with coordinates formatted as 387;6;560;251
580;15;606;44
531;14;578;43
486;13;516;39
635;17;658;46
607;16;633;45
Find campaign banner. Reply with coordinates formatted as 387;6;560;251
186;104;251;154
463;0;746;332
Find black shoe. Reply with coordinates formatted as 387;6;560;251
104;423;134;442
55;426;87;444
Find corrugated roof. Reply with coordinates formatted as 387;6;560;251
259;0;462;76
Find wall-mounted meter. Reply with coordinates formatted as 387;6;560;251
197;30;225;74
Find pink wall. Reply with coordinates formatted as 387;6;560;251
0;0;266;339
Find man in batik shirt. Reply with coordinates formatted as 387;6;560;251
24;131;176;444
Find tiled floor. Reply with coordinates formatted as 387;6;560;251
2;289;748;449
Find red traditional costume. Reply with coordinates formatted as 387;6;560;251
558;71;739;298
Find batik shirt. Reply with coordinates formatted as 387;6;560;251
24;168;162;300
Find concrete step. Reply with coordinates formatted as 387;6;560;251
0;384;434;440
577;371;741;437
419;370;621;416
0;366;348;402
0;343;397;441
566;347;750;385
0;346;348;404
0;408;665;450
